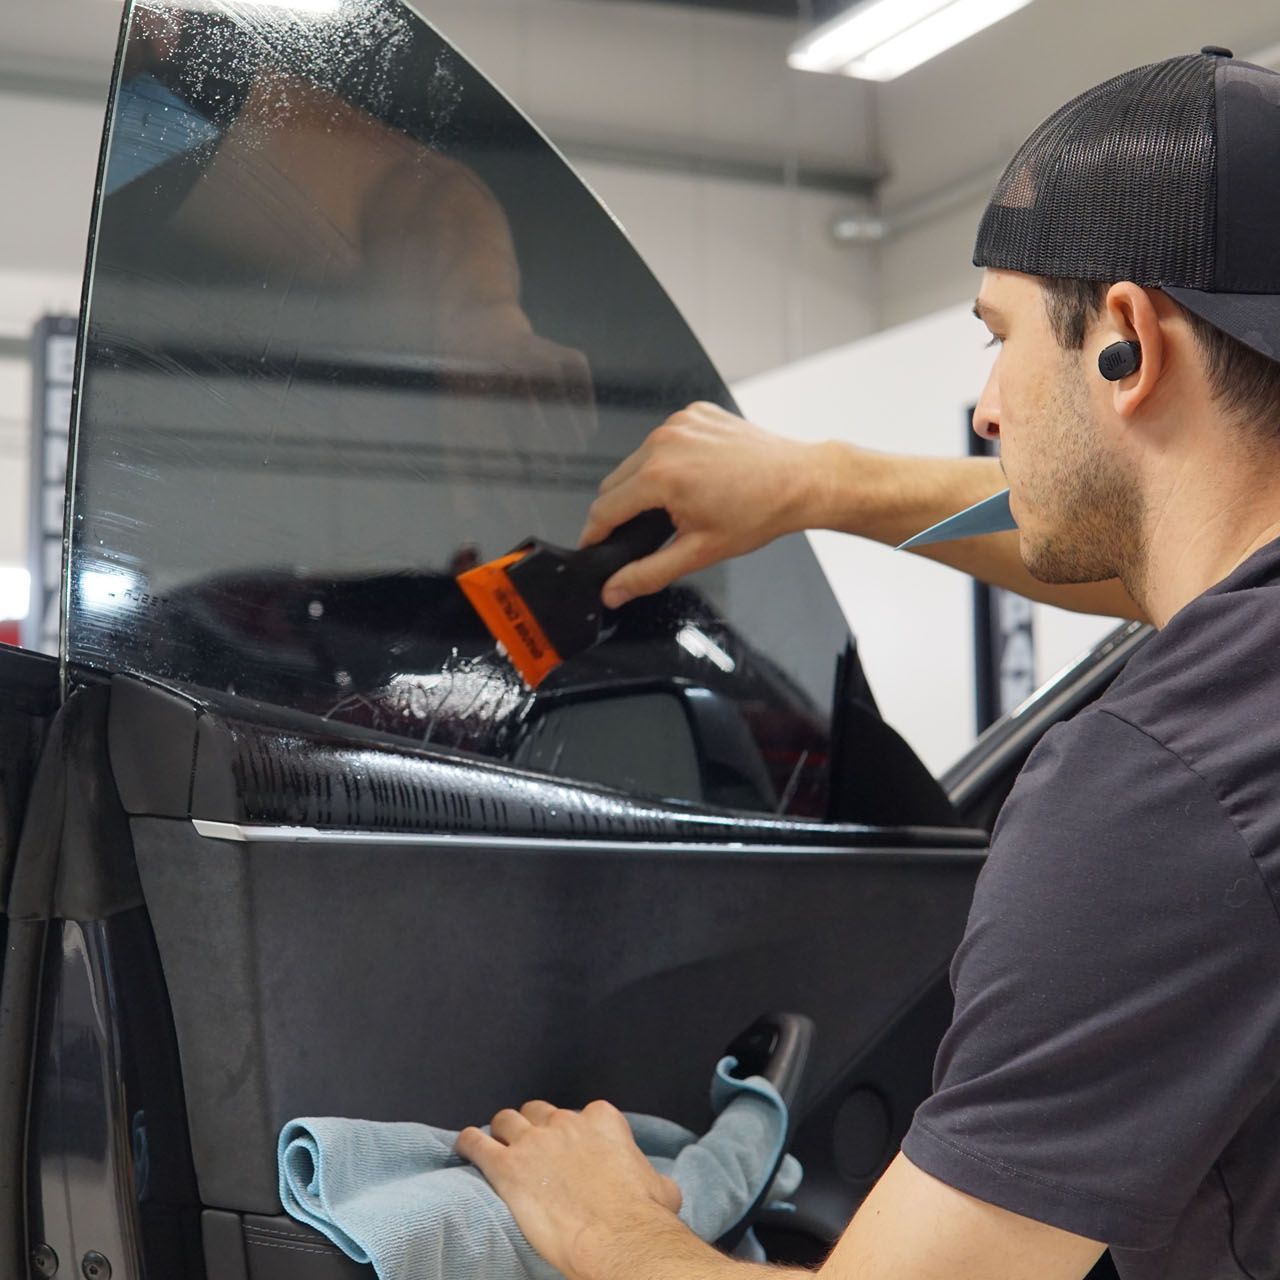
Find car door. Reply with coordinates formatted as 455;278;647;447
0;644;61;1278
2;3;1139;1278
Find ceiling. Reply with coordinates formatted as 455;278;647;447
0;0;880;194
5;0;1280;218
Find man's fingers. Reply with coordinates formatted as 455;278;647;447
455;1125;506;1178
490;1107;532;1145
581;1098;624;1126
595;445;650;498
601;535;710;609
578;480;664;549
579;1099;645;1150
520;1099;559;1126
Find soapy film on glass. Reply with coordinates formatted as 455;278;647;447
67;0;852;816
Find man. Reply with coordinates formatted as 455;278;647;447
456;49;1280;1279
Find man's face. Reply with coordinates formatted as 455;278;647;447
972;269;1145;585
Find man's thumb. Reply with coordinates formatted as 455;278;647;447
656;1173;683;1214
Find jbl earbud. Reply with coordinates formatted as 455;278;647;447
1098;340;1142;381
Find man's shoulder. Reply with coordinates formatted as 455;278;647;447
1101;574;1280;737
1081;579;1280;864
912;679;1280;1259
993;705;1241;882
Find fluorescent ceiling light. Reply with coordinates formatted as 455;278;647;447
789;0;1035;81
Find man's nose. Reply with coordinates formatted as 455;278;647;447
972;412;1000;442
972;383;1000;441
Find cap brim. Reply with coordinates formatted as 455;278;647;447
1163;286;1280;362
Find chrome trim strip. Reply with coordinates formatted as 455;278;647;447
190;819;979;859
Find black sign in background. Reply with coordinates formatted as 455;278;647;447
25;315;77;656
968;406;1035;733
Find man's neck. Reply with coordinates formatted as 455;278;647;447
1131;450;1280;627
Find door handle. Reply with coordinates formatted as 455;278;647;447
716;1012;816;1254
724;1011;815;1112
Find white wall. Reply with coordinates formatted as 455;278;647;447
0;92;100;281
578;162;876;383
0;356;30;569
735;303;1123;776
0;90;99;572
879;194;987;333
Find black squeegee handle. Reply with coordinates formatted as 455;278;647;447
571;508;675;587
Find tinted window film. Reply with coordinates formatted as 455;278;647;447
69;0;853;817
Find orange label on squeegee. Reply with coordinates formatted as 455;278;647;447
457;551;563;689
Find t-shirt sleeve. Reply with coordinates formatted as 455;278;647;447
902;708;1280;1249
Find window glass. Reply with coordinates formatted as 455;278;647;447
68;0;853;817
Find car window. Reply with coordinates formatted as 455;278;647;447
67;0;853;817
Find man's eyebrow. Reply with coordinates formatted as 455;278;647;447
972;299;1005;326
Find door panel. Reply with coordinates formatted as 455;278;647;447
103;674;986;1267
131;815;983;1216
107;676;986;1223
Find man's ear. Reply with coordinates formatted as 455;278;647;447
1100;283;1167;417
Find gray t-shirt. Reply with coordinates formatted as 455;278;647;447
902;537;1280;1280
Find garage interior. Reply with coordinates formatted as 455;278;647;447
4;6;1280;1280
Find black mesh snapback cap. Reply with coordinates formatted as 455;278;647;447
975;47;1280;361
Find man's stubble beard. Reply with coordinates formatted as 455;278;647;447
1017;361;1148;599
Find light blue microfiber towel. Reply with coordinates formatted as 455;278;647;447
278;1056;803;1280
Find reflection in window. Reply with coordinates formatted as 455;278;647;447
69;0;851;817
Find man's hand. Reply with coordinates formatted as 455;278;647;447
455;1099;685;1280
578;401;831;609
459;1100;1107;1280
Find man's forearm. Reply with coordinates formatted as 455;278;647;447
574;1209;811;1280
804;443;1145;622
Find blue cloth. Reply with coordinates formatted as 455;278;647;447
279;1056;802;1279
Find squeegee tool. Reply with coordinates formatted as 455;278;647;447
457;508;675;688
896;488;1017;550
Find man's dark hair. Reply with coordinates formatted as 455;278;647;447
1040;276;1280;437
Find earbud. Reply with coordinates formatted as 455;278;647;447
1098;340;1142;381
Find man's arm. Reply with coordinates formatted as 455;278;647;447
579;401;1145;622
456;1104;1105;1280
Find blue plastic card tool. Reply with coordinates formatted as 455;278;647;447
896;488;1016;550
